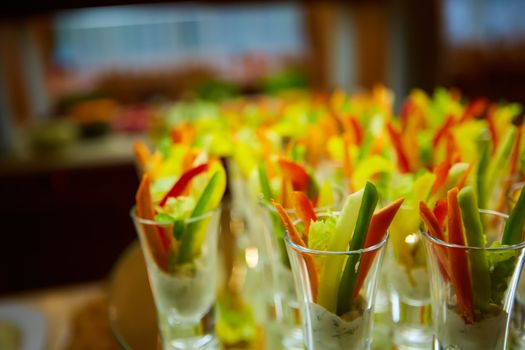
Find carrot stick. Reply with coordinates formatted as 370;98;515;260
349;116;363;145
159;163;209;207
433;198;448;231
343;134;354;193
447;188;475;324
386;123;411;173
353;198;404;298
431;159;452;195
133;142;150;173
292;191;318;243
419;201;451;282
486;108;499;153
432;115;455;147
136;174;169;269
273;201;319;301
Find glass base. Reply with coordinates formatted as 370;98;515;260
165;335;219;350
393;325;433;350
390;293;432;350
282;326;304;349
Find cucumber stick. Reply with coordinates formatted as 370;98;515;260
337;182;378;315
458;186;491;311
178;168;225;263
502;186;525;245
486;126;517;197
317;189;364;313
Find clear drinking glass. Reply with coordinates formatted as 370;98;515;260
507;182;525;349
387;206;432;349
284;214;389;350
421;210;525;350
131;207;221;350
258;203;304;349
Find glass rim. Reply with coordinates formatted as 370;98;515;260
284;227;389;256
130;205;220;225
420;209;525;251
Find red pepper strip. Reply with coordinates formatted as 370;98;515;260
159;163;209;207
292;191;318;244
486;108;499;153
136;175;169;269
447;188;475;324
343;134;354;193
432;115;455;147
400;98;414;130
353;198;405;298
431;158;452;195
420;201;451;282
348;116;364;145
273;201;319;301
133;142;151;172
433;198;448;231
278;159;310;192
460;98;488;123
386;123;411;173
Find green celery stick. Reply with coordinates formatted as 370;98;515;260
178;170;224;263
337;181;378;315
258;162;273;200
317;189;364;313
502;186;525;245
486;126;517;197
476;135;491;211
458;186;491;311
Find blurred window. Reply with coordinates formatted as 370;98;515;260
444;0;525;45
53;3;306;71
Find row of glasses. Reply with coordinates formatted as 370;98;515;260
283;208;525;350
130;179;525;350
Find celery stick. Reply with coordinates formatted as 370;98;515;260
258;162;273;200
502;186;525;245
317;189;364;313
476;135;491;211
486;126;517;197
337;182;378;315
178;170;224;263
458;186;491;311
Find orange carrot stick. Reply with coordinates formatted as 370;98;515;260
292;191;318;243
420;201;451;282
433;198;448;231
273;201;318;301
386;123;411;173
136;174;169;269
353;198;404;298
432;159;452;195
133;142;151;173
343;134;354;193
432;115;455;147
447;188;475;324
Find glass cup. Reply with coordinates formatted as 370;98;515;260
420;210;525;350
131;207;221;350
284;213;389;350
506;182;525;349
258;203;304;349
387;206;433;349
